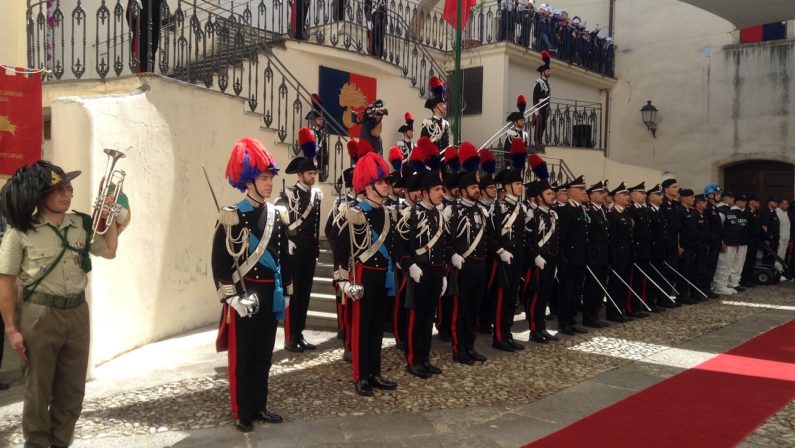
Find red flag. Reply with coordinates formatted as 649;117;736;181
443;0;478;30
0;68;42;176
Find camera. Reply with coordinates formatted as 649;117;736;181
366;99;389;117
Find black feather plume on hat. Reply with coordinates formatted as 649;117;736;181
0;162;55;232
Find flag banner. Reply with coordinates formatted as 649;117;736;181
318;65;377;138
0;68;42;176
443;0;478;29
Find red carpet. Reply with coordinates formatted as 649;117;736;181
525;319;795;448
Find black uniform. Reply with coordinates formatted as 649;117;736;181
694;209;719;295
211;199;291;423
276;183;322;348
436;195;457;340
324;192;359;344
334;200;397;384
450;198;492;357
396;201;450;372
532;76;551;146
649;204;675;306
557;200;591;327
491;194;528;347
627;202;652;313
477;198;498;333
311;123;329;182
760;207;781;265
705;203;723;290
526;205;559;333
741;207;763;285
679;207;700;299
606;205;633;319
661;197;685;288
421;116;450;150
292;0;309;40
583;202;610;322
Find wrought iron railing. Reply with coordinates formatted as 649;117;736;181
26;0;353;184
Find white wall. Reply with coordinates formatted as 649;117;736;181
49;74;309;369
0;0;28;67
607;0;795;190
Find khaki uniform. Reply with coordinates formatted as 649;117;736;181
0;213;107;448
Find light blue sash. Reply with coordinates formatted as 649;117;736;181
358;201;396;296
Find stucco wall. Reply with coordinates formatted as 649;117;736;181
0;0;28;67
607;0;795;190
49;74;319;368
546;147;664;187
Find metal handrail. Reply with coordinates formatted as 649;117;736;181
479;97;549;149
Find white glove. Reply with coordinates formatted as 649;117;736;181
283;295;291;309
288;240;297;255
498;249;513;265
451;253;465;270
409;264;423;283
535;255;546;270
441;277;448;296
226;296;248;318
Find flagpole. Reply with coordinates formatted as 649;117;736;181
451;0;464;145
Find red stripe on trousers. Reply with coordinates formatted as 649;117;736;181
227;306;239;420
407;310;416;368
523;266;533;290
436;292;444;326
529;267;541;331
495;288;504;342
488;261;497;289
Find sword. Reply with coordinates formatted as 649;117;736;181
649;262;680;296
664;261;709;299
633;262;677;304
586;265;624;316
609;268;653;312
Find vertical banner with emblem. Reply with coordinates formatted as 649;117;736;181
317;66;377;138
0;68;43;176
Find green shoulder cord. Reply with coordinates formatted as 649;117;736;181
22;225;70;301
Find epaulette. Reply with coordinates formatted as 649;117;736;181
386;206;398;222
273;205;291;225
337;201;349;214
346;206;367;226
400;207;412;220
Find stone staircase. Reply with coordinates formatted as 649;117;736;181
304;239;340;330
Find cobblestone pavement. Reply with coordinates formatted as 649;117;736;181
0;283;793;446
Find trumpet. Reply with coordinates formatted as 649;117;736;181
91;148;127;243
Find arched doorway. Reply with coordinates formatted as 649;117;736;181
723;160;794;200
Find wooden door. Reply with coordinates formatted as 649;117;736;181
724;161;794;200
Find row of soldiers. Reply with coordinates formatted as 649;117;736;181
210;132;780;431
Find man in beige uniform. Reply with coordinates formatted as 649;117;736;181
0;161;118;448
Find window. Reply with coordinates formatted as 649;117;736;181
447;66;483;116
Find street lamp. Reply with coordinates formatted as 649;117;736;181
640;100;658;138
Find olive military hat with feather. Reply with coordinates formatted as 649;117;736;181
0;161;81;232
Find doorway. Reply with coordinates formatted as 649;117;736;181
723;160;794;200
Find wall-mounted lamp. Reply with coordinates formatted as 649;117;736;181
640;100;658;138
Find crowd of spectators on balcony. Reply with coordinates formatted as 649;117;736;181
497;1;615;77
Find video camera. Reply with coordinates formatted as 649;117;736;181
364;99;389;118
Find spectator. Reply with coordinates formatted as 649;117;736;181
776;199;790;275
126;0;164;73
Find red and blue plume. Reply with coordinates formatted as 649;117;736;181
409;141;428;171
509;138;528;170
225;137;278;192
357;139;374;159
353;152;390;193
429;76;445;96
389;145;403;172
459;141;479;172
517;95;527;114
541;50;551;66
298;127;317;159
443;146;461;173
417;136;441;170
479;148;496;174
404;112;414;127
529;154;549;180
347;140;359;164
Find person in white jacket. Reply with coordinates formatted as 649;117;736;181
776;199;791;277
